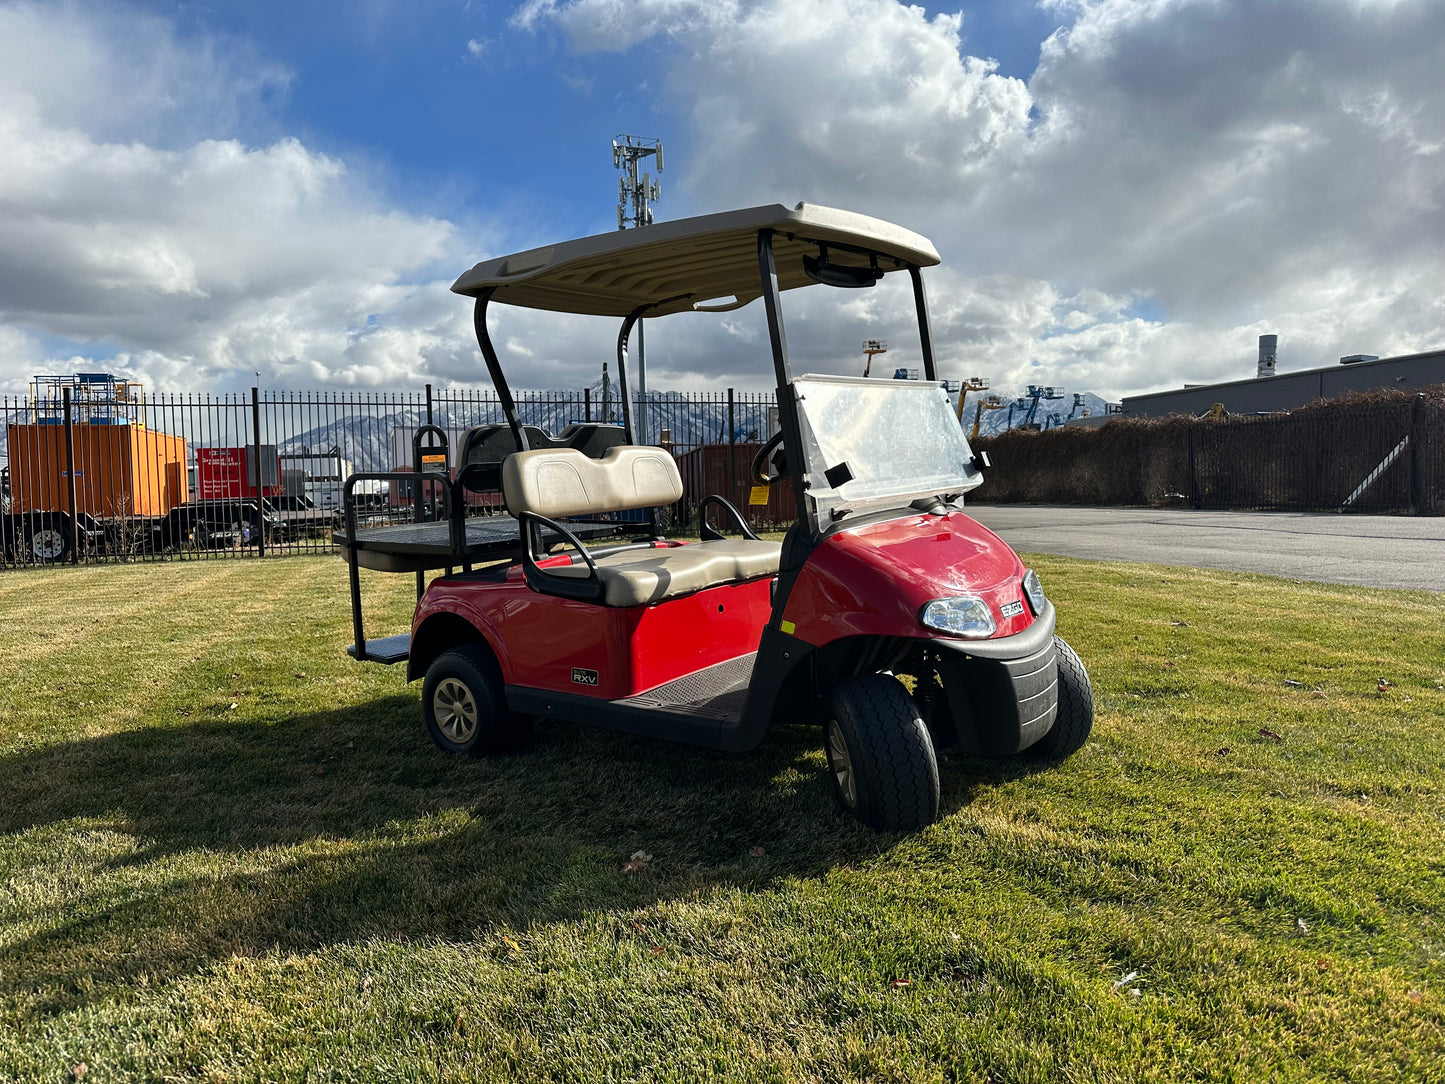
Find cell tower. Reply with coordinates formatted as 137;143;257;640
609;136;664;441
614;136;663;230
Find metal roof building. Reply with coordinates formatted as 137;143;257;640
1121;345;1445;418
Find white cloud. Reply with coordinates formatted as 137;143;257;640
0;1;474;393
5;0;1444;406
517;0;1445;399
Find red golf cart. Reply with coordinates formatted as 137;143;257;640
339;203;1092;830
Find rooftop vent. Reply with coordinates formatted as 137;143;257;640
1339;354;1379;365
1257;334;1277;378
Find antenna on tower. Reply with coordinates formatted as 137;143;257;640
613;135;663;230
611;136;665;442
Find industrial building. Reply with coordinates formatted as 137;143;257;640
1120;338;1445;418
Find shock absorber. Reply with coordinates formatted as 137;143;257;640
911;648;953;750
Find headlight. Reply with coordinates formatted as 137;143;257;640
1022;569;1045;614
920;596;997;639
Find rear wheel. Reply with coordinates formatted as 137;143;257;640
421;644;526;755
1029;636;1093;761
824;674;940;831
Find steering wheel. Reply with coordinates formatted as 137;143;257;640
751;430;785;485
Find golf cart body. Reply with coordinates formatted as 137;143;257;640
342;202;1090;829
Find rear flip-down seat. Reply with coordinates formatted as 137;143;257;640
502;446;780;606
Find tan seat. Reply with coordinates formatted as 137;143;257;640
502;446;780;606
548;539;782;606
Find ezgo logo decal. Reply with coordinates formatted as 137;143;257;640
999;600;1025;619
571;667;600;686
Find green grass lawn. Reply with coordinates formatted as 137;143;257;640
0;554;1442;1082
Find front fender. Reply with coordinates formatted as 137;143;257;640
779;511;1039;646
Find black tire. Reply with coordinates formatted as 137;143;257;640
824;674;940;831
1029;636;1094;761
421;644;525;755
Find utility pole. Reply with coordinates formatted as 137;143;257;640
613;136;663;443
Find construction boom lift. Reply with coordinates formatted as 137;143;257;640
969;394;1009;441
952;376;990;422
1013;385;1065;431
862;339;888;377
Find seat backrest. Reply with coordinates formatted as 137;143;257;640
502;446;683;519
458;423;629;494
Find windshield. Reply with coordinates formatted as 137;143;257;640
791;374;982;525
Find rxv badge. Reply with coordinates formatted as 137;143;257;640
999;600;1025;619
571;667;600;686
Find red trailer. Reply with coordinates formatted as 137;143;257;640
196;446;283;500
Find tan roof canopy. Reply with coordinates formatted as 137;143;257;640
450;202;940;317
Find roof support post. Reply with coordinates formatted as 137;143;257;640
616;307;647;445
908;265;937;382
757;228;812;537
472;291;529;451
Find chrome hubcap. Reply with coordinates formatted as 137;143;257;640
433;678;479;744
826;722;857;808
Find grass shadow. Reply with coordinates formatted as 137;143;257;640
0;697;931;1014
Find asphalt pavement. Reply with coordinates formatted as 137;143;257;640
964;505;1445;593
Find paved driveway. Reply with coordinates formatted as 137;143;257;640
964;505;1445;593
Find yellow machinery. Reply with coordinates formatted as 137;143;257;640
969;393;1008;441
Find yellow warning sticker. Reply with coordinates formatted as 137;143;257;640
780;620;796;635
749;485;770;506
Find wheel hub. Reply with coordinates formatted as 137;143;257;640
31;529;65;560
826;722;857;808
433;677;479;744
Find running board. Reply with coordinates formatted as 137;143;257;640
347;633;411;664
505;653;756;750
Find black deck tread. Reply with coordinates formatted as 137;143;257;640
616;653;756;722
333;515;618;555
347;633;411;664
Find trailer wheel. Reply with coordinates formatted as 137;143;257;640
1028;636;1094;762
30;525;70;562
421;644;525;756
824;674;940;831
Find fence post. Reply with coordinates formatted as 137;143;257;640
1187;423;1199;510
726;388;736;499
251;386;265;558
1410;394;1425;516
584;387;592;423
62;387;80;565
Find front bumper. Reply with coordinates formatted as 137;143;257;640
932;600;1059;755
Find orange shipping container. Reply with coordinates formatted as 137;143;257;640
6;423;189;517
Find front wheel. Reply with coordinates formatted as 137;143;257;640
824;674;940;831
421;644;526;755
1028;636;1093;761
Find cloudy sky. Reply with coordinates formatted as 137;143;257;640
0;0;1441;399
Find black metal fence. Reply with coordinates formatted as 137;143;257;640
0;384;778;569
8;380;1439;570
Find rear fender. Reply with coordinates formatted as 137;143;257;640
407;611;496;683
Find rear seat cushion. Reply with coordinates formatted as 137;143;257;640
503;446;683;519
548;539;782;607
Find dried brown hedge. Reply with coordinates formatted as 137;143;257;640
971;384;1445;514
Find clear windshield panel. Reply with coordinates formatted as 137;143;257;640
792;375;982;523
